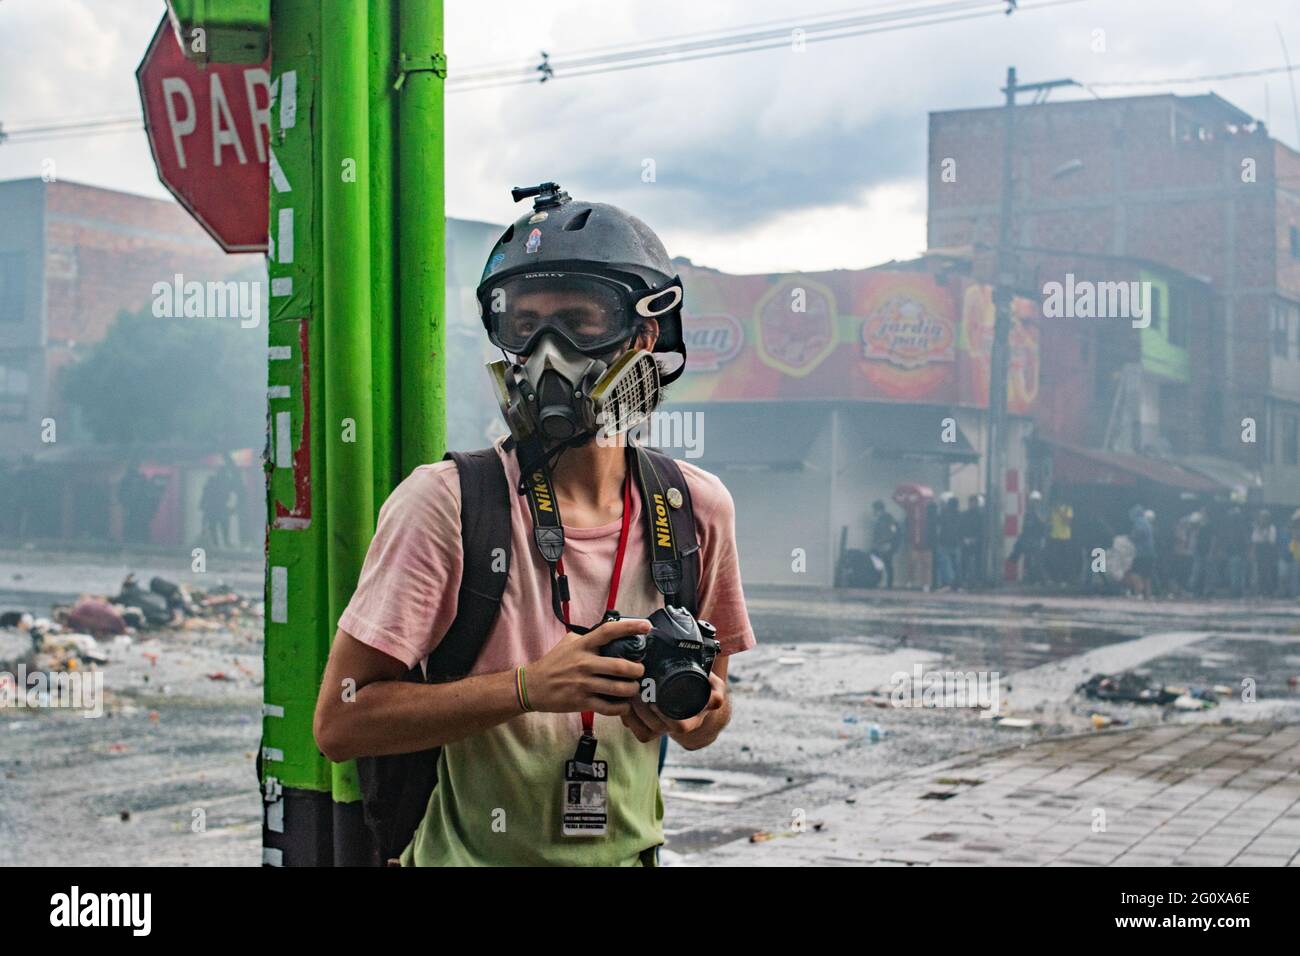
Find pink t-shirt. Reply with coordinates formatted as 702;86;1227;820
337;437;755;865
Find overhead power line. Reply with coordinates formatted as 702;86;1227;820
1;0;1072;143
449;0;1020;85
1086;63;1300;89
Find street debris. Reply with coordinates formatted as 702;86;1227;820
992;716;1035;729
1078;671;1178;706
1090;713;1129;730
1077;671;1230;712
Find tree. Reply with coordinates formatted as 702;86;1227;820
61;299;266;453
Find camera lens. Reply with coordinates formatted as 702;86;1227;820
654;663;711;720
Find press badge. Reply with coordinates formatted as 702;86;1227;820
562;759;609;837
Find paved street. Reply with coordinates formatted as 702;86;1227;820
695;722;1300;867
2;550;1298;866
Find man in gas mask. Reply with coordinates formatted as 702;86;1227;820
313;183;755;866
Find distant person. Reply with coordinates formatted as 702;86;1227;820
935;494;962;590
1011;490;1047;585
1123;504;1154;600
1144;508;1164;595
902;496;933;592
1277;513;1296;599
1250;509;1277;597
1186;509;1214;598
923;496;940;590
869;500;900;589
1224;505;1250;597
1172;509;1199;596
1287;510;1300;599
118;462;164;545
960;494;985;589
200;470;230;548
1047;499;1074;585
218;455;244;547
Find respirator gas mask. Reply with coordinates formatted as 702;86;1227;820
480;270;679;450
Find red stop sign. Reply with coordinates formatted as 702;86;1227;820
136;16;270;253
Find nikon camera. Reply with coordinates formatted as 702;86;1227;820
599;605;721;720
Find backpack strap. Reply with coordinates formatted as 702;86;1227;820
425;447;512;680
630;445;700;617
356;446;512;865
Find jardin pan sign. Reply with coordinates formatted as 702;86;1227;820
672;267;1038;413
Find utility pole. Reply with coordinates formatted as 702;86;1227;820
161;0;447;865
983;67;1077;587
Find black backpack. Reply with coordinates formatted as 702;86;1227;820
355;443;701;865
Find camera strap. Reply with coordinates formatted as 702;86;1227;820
517;436;636;773
628;444;686;600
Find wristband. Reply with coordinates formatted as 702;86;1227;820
515;665;533;713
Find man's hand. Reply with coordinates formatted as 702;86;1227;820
620;670;726;743
526;617;649;716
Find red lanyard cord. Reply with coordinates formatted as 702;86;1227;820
555;470;634;738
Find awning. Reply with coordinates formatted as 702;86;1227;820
846;405;979;463
1039;440;1225;493
1168;453;1263;497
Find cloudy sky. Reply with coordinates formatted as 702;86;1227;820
1;0;1298;273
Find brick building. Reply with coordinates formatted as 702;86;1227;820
928;92;1300;509
0;177;256;459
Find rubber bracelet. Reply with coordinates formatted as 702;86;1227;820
516;665;532;713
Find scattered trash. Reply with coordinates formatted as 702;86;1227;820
867;723;884;742
1091;713;1113;729
66;598;126;637
206;671;234;682
1172;694;1214;711
777;656;805;666
750;830;775;843
993;717;1035;729
119;810;131;822
1078;672;1178;706
116;575;172;627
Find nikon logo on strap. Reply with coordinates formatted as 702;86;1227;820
531;472;553;512
652;493;673;548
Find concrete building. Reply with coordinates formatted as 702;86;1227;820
661;258;1039;587
0;177;255;460
0;175;505;548
928;91;1300;510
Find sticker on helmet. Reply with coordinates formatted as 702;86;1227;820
528;211;549;224
525;228;542;254
481;251;506;280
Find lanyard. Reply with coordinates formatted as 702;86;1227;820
556;470;634;738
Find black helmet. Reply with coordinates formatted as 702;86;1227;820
476;182;687;382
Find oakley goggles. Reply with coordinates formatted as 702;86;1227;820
478;271;682;356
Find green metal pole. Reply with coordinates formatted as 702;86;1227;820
321;0;376;865
397;0;447;472
259;0;445;866
369;0;399;508
262;0;333;866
